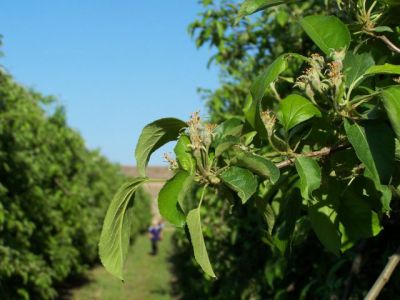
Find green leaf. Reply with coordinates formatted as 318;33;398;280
372;26;393;33
339;189;382;242
213;118;243;144
99;177;149;280
365;64;400;76
174;135;196;175
236;0;290;23
251;55;288;103
240;131;258;146
231;149;280;184
256;196;276;234
246;55;289;138
344;120;395;184
277;94;321;132
186;207;216;277
300;15;351;55
295;157;321;199
158;171;193;226
220;166;258;203
215;135;239;157
308;204;341;256
343;52;375;87
135;118;187;176
382;86;400;140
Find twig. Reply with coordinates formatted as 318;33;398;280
275;145;349;169
366;31;400;54
375;35;400;54
364;246;400;300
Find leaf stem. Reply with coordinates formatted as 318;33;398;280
198;184;208;207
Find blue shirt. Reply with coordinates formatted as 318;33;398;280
148;225;163;241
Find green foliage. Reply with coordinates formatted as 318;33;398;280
0;69;152;299
382;86;400;139
300;15;351;55
100;0;400;298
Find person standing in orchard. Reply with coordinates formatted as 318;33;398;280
148;220;164;255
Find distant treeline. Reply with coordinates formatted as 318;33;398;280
0;68;151;299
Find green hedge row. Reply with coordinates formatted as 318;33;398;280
0;70;151;299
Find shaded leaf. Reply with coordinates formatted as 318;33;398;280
213;118;243;145
308;204;341;256
158;171;193;226
220;166;258;203
99;177;149;280
277;94;321;132
339;187;382;242
215;135;239;157
187;208;216;277
343;52;375;87
300;15;351;55
231;149;280;183
135;118;187;176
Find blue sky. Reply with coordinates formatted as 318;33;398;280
0;1;219;166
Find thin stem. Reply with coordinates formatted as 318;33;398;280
270;82;282;101
198;184;208;208
365;247;400;300
147;178;167;183
375;35;400;54
365;31;400;54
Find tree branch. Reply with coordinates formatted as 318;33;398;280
365;246;400;300
275;145;349;169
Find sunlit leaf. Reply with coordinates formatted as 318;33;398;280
158;171;193;226
277;94;321;132
382;86;400;140
295;156;321;199
99;177;149;280
236;0;292;23
187;207;216;277
135;118;187;176
300;15;351;55
174;135;196;175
